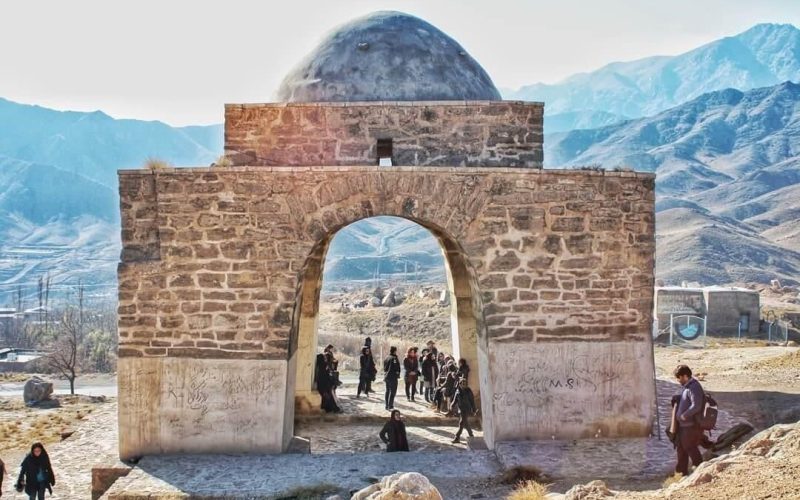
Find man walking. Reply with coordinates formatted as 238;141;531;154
450;378;477;443
673;364;706;475
383;346;401;410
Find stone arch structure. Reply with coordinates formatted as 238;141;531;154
115;10;657;461
290;212;487;434
117;166;657;459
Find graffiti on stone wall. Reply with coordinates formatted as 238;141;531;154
121;359;285;442
491;342;652;437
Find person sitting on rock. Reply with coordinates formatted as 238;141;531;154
380;410;409;452
16;442;55;500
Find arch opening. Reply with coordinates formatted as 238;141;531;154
287;215;490;452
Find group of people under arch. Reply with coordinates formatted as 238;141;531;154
314;337;478;447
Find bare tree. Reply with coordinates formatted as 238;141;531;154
48;307;81;395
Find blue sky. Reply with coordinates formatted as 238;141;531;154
1;0;797;125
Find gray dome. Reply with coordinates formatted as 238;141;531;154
276;11;502;102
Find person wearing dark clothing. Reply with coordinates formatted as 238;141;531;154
0;457;7;494
357;346;377;398
457;358;470;383
315;351;341;413
403;348;420;402
363;337;376;393
421;351;438;403
418;348;428;395
451;379;477;442
379;410;409;452
441;364;459;414
383;346;402;410
16;443;55;500
673;364;706;475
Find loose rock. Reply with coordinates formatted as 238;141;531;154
351;472;442;500
23;376;54;405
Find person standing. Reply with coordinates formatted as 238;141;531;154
403;347;420;402
16;443;55;500
421;351;437;403
379;410;409;452
364;337;376;394
0;456;7;495
451;379;477;443
383;346;401;410
457;358;470;383
418;348;428;396
358;346;376;398
673;364;706;475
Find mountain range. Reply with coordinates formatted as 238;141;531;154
504;23;800;133
0;98;221;304
548;81;800;285
0;22;798;303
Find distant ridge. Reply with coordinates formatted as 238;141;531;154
547;81;800;285
504;23;800;133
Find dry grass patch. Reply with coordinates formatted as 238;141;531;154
746;349;800;371
0;372;33;383
0;397;106;452
662;472;683;488
507;480;549;500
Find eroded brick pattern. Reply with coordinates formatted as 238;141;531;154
224;102;543;168
117;167;654;360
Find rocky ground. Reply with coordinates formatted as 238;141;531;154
317;286;454;369
0;342;795;499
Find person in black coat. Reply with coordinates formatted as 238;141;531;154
421;351;438;403
16;442;55;500
450;379;477;443
0;457;7;494
315;351;341;413
403;347;420;402
379;410;409;452
383;346;401;410
357;346;377;398
363;337;376;393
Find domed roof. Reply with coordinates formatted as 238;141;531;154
276;11;502;102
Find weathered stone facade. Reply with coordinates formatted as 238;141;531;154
117;165;656;458
224;101;543;168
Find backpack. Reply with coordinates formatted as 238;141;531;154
696;393;718;431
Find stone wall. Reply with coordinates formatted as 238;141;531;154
705;290;760;336
118;165;655;457
224;101;543;168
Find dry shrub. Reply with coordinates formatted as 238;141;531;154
501;465;546;484
507;480;548;500
212;155;233;167
662;472;683;488
144;157;170;171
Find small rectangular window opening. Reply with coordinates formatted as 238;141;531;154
377;138;393;166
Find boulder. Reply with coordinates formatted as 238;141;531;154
382;290;396;307
564;480;613;499
23;376;54;405
438;290;449;306
352;472;442;500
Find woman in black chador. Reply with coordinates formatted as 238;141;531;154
357;346;377;398
16;442;55;500
314;349;341;413
379;410;409;452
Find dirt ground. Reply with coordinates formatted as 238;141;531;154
0;341;796;499
654;342;800;430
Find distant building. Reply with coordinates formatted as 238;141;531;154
0;348;44;372
704;286;760;336
655;285;760;337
